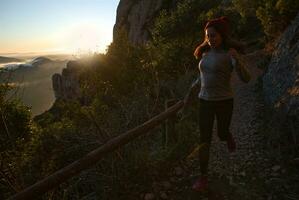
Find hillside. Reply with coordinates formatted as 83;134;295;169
0;57;68;116
0;56;22;63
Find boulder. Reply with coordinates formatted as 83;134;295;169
113;0;166;44
262;12;299;132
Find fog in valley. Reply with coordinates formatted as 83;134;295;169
0;55;71;116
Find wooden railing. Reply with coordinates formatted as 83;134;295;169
9;100;185;200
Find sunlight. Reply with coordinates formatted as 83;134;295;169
0;23;112;55
0;0;118;55
59;22;112;54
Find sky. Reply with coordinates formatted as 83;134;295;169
0;0;120;55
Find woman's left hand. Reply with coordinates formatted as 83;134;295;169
228;48;238;58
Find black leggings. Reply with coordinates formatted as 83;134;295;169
198;98;234;175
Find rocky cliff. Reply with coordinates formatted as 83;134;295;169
262;12;299;131
113;0;177;44
52;61;81;100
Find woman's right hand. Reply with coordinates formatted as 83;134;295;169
228;48;238;59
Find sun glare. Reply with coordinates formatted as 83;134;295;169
0;1;118;56
59;22;112;54
0;23;112;55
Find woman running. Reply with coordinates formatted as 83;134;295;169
185;16;251;192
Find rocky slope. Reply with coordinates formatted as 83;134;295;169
113;0;177;44
262;12;299;143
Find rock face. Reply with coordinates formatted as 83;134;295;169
113;0;175;44
52;61;81;100
262;12;299;129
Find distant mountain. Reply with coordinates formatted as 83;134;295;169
2;56;54;70
30;56;52;66
0;56;22;63
0;56;68;116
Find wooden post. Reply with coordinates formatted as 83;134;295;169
163;99;178;148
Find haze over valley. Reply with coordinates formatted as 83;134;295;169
0;54;70;115
0;0;118;116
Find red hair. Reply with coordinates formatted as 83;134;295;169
205;16;230;35
194;16;244;59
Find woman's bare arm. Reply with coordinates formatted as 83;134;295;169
178;75;201;118
229;48;251;83
232;56;251;83
184;75;201;105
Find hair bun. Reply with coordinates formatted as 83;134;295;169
220;16;229;22
204;16;230;36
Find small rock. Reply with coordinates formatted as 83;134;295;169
267;195;273;200
174;167;183;176
272;165;281;172
291;158;299;166
240;171;246;176
228;176;234;185
144;193;155;200
170;177;176;183
152;182;159;192
160;192;168;199
271;172;279;177
161;181;171;190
